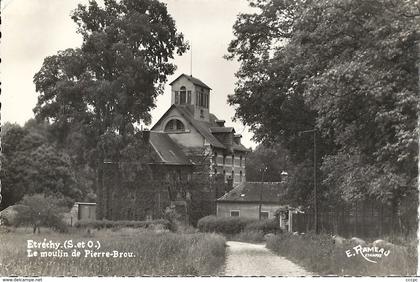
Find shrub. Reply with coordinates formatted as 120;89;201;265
164;206;181;232
244;218;281;234
74;219;170;230
197;216;281;236
0;205;26;226
14;194;68;233
197;216;255;234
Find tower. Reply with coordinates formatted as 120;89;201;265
169;74;211;122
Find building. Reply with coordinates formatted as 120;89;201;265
216;182;288;219
65;202;96;226
97;73;250;224
150;73;250;185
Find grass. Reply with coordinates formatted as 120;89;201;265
0;226;226;276
266;232;417;276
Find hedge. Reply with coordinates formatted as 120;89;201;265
244;218;280;234
197;215;280;235
74;219;170;229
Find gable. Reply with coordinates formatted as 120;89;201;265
169;74;211;90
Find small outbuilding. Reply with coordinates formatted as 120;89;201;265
216;182;288;220
65;202;96;226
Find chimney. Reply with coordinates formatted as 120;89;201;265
233;134;242;144
215;120;225;127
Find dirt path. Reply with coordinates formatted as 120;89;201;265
224;241;314;276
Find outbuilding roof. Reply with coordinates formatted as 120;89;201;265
217;182;288;204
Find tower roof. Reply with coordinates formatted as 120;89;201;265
169;74;212;90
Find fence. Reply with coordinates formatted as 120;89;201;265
292;200;417;239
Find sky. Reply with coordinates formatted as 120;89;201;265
1;0;257;148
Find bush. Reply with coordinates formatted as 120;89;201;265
74;219;170;230
197;216;255;234
14;194;68;233
266;232;417;275
197;216;281;236
0;205;26;226
244;218;281;234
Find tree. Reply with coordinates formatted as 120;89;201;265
245;143;291;182
0;122;78;209
15;194;68;233
33;0;188;144
31;0;188;209
227;0;419;208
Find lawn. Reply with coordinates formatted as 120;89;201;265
0;227;226;276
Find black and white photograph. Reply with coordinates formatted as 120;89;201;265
0;0;419;278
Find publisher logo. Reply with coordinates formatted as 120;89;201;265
345;245;391;263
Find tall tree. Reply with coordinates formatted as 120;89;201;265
33;0;188;147
227;0;419;207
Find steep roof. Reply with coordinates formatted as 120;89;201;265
217;182;288;204
172;105;226;149
150;104;249;152
169;74;212;90
149;132;192;165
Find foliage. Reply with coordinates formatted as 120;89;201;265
227;0;419;208
197;216;255;234
14;194;68;233
197;216;279;235
266;232;417;275
245;143;291;182
74;219;170;230
0;122;78;209
0;229;226;276
33;0;188;140
244;218;280;234
163;206;181;232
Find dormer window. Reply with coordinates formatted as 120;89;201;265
165;119;185;132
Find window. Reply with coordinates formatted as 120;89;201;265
240;155;243;167
175;91;179;104
232;155;235;166
180;86;186;104
223;155;226;165
200;92;204;107
165;119;185;132
240;171;243;182
230;210;240;217
204;93;209;108
187;91;191;104
260;211;269;219
231;170;234;180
